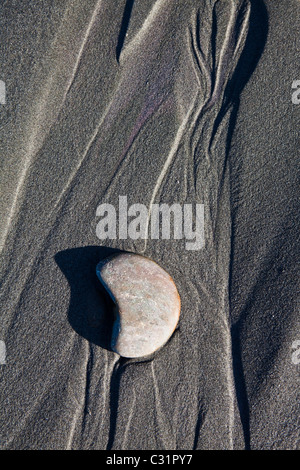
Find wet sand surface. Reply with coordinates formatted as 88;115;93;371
0;0;299;449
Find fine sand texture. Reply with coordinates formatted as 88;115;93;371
0;0;299;449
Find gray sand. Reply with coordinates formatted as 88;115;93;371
0;0;299;449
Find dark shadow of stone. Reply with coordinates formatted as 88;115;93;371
55;245;123;351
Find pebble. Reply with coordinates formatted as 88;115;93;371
96;253;180;358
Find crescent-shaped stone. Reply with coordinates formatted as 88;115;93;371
96;253;180;358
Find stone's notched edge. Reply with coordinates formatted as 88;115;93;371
96;253;120;305
96;252;181;359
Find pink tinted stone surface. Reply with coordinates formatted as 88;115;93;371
96;253;181;358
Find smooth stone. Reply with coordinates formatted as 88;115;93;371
96;253;180;358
